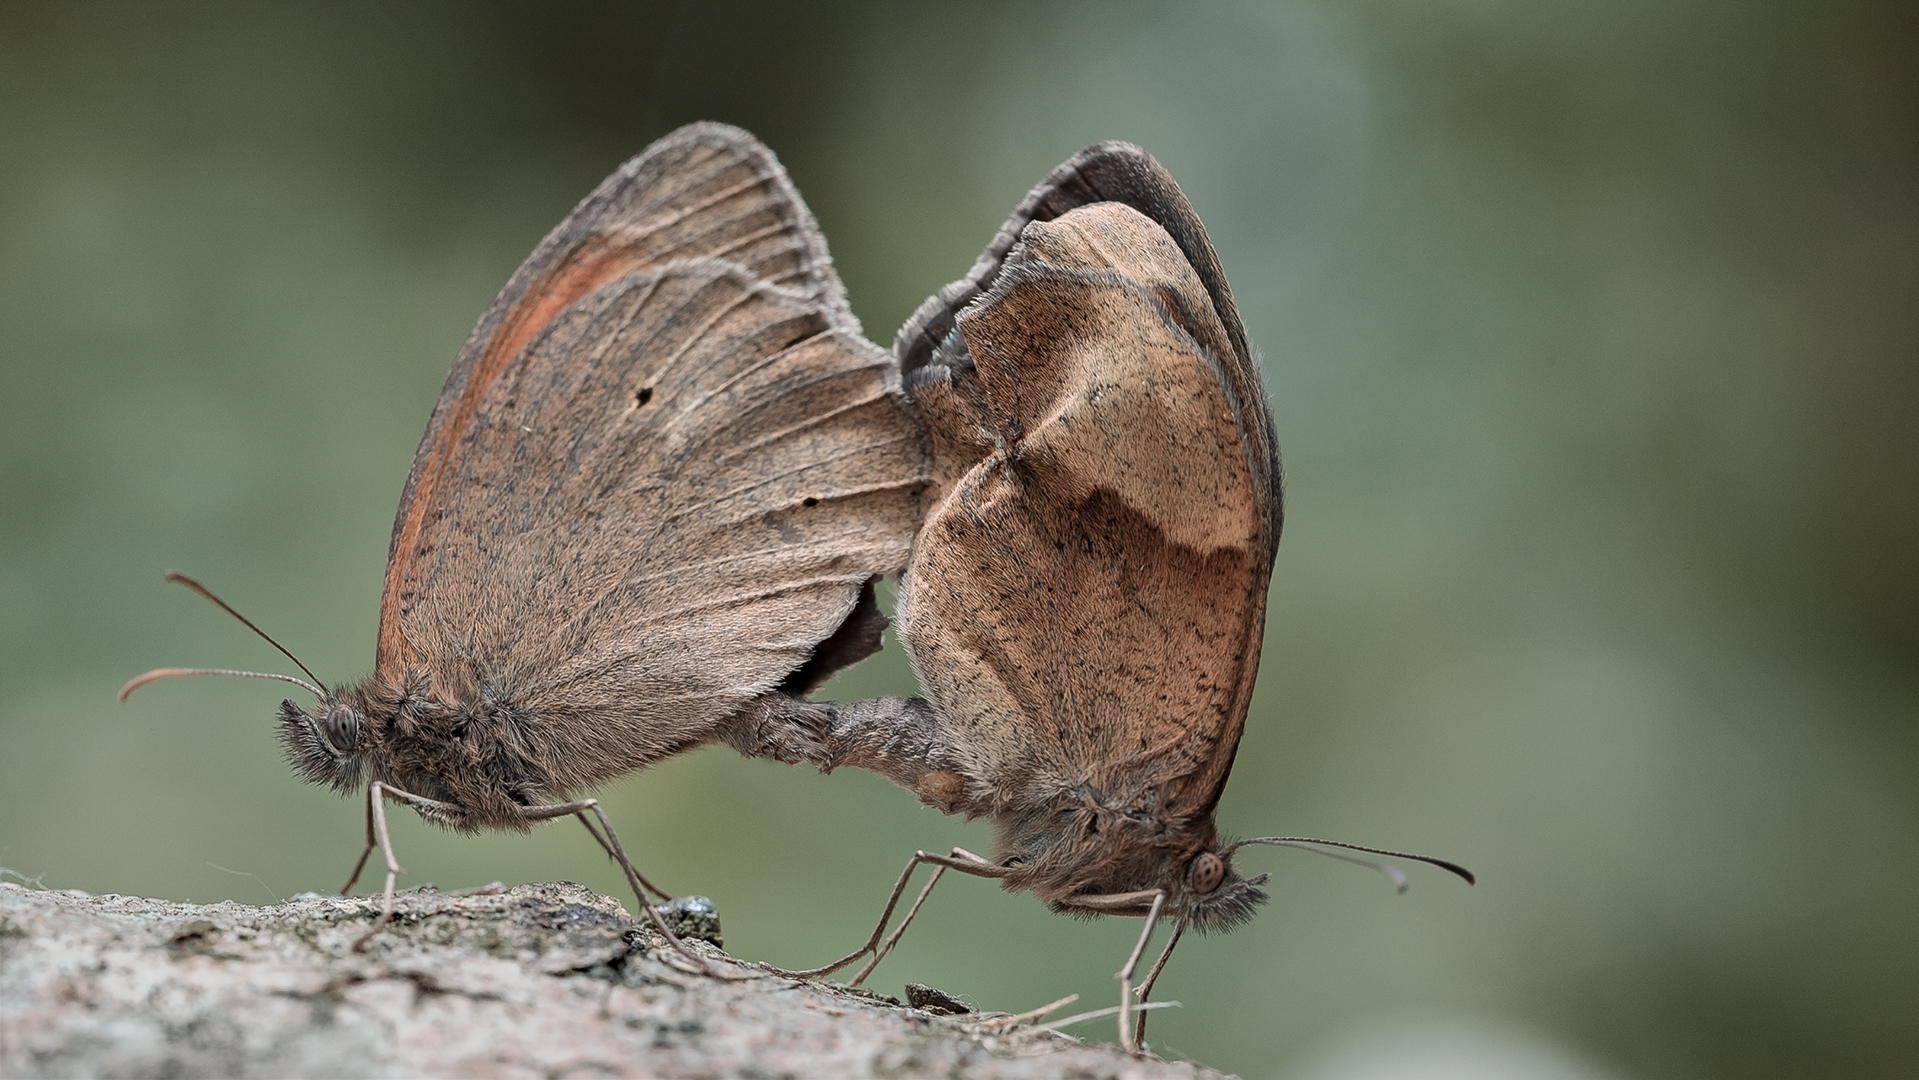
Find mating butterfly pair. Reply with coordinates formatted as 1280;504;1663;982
126;124;1468;1052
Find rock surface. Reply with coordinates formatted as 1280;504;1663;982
0;880;1227;1079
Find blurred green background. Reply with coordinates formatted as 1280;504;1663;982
2;2;1914;1077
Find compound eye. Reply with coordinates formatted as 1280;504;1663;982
321;704;360;754
1190;851;1226;895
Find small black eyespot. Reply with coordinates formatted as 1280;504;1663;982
321;704;360;754
802;496;819;507
636;386;654;406
1190;851;1226;895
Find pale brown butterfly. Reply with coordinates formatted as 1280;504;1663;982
122;123;931;961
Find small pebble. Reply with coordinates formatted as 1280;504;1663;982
905;983;972;1015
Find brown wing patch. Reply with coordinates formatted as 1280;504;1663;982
902;203;1272;815
895;141;1279;554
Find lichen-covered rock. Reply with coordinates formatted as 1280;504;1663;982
0;881;1228;1079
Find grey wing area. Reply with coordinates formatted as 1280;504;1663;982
390;123;856;593
549;122;858;330
400;259;927;772
894;141;1280;548
502;121;857;347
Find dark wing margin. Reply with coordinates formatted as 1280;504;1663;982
378;123;877;677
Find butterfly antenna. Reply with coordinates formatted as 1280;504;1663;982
161;571;324;686
117;572;328;702
119;667;323;702
1230;836;1475;893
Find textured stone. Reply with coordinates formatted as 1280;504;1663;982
0;881;1227;1079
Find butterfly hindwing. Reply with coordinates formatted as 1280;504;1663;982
903;201;1272;817
896;141;1278;546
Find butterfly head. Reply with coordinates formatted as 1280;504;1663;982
1008;791;1270;932
278;692;373;797
1171;846;1270;931
277;676;537;831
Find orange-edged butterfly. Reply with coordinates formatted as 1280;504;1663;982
122;123;930;958
762;143;1471;1046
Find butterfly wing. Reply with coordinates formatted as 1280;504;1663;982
376;125;928;788
895;142;1277;544
902;201;1275;819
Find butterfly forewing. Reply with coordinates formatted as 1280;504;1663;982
381;123;871;677
372;126;927;792
387;258;922;776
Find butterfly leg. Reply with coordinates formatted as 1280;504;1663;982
1114;890;1168;1053
762;847;1007;982
349;781;405;952
519;798;735;979
337;792;378;896
569;809;674;902
339;782;463;952
1130;918;1185;1050
759;851;939;980
846;860;948;986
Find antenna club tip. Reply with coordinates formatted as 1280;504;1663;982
117;669;168;702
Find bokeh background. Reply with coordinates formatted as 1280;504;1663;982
2;2;1915;1077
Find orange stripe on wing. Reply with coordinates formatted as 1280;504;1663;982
374;238;646;677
